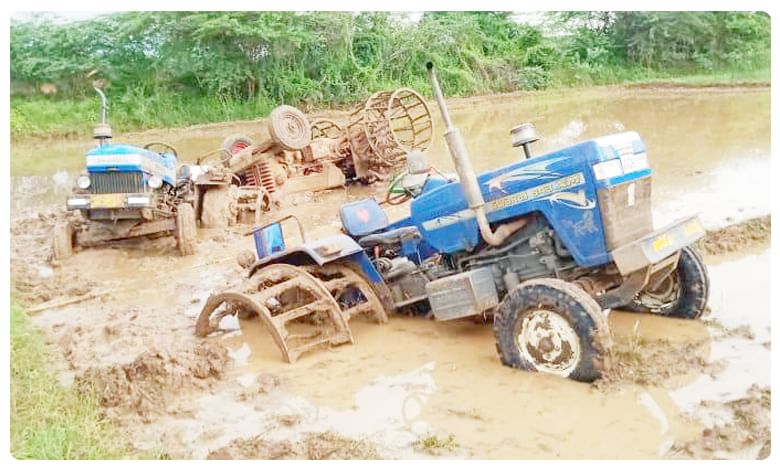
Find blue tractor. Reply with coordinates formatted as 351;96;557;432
196;63;709;382
53;88;197;259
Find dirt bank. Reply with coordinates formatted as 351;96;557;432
695;215;770;256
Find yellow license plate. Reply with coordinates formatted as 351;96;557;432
90;194;126;209
651;233;672;252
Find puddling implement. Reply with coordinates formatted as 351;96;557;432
195;63;709;383
189;89;433;228
195;224;388;363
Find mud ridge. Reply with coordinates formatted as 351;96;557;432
695;215;770;256
669;385;770;459
76;343;231;420
206;432;380;460
596;333;724;391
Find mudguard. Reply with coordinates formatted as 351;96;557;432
248;234;383;284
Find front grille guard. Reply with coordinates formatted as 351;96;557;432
90;172;145;194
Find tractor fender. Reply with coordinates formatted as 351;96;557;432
247;234;392;310
248;234;371;277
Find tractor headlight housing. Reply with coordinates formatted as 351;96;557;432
147;175;163;189
592;153;649;181
592;159;623;181
76;174;91;190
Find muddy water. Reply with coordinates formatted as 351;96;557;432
12;86;770;229
12;86;771;459
211;245;770;459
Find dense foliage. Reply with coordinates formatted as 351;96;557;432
10;11;770;137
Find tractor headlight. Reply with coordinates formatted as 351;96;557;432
147;175;163;189
592;159;623;181
76;175;91;190
593;153;649;181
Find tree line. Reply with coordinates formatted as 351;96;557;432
10;11;770;136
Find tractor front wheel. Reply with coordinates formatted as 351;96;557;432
52;222;74;261
176;203;197;256
493;278;612;382
624;246;709;319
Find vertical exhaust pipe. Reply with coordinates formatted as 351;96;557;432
94;87;108;124
92;87;112;145
426;62;521;246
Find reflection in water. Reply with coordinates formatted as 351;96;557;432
670;248;770;417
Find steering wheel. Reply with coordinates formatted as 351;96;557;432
144;142;179;158
385;171;414;206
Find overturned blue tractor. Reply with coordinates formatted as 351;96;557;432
196;63;709;382
53;88;197;259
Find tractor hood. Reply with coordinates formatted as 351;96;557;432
86;144;178;185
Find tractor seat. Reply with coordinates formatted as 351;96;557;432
339;198;420;246
340;198;390;237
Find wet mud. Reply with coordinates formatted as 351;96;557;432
207;432;380;460
694;215;770;256
9;87;770;459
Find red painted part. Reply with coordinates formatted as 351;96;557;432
230;141;250;155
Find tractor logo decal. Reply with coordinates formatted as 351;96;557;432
421;210;475;230
561;210;599;237
485;156;568;193
539;189;596;210
488;172;586;212
423;172;592;231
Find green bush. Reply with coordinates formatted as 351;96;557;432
10;11;770;138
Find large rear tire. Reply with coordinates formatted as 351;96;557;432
176;203;197;256
52;222;74;261
623;246;709;319
268;105;311;150
493;278;612;382
200;185;235;228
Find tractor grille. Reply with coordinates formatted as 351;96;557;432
597;177;653;250
90;172;145;194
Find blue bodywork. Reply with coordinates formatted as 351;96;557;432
254;131;649;282
396;131;648;267
86;144;178;186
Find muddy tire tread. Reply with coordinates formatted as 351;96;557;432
625;246;709;319
52;221;73;260
176;203;197;256
493;278;612;382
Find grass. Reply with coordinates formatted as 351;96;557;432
415;434;459;454
10;66;769;142
10;301;134;459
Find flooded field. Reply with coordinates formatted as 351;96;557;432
10;85;771;459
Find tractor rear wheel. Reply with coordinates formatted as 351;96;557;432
268;105;311;150
623;246;709;319
493;278;612;382
303;263;388;324
175;203;197;256
52;222;74;261
195;264;353;363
